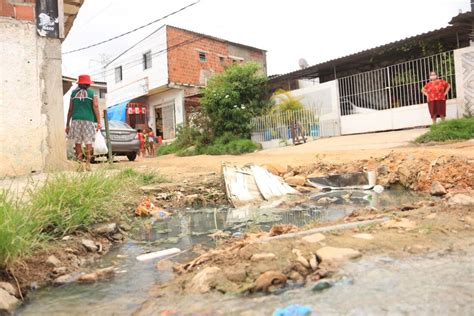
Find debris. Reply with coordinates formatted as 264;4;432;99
263;164;288;176
302;233;326;243
251;253;276;261
377;165;389;175
224;268;247;283
373;185;384;193
46;255;61;268
353;233;374;240
52;267;67;276
255;271;287;293
307;172;376;191
0;288;20;314
296;256;310;268
448;194;474;206
136;248;181;262
269;224;298;237
53;272;83;285
135;197;169;218
309;255;318;271
311;280;333;292
81;239;98;252
93;223;117;235
316;247;361;264
188;267;223;294
0;282;19;298
430;181;447;196
273;304;312;316
285;176;306;187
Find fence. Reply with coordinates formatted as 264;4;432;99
250;107;322;144
339;51;456;116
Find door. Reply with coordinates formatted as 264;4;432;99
161;102;176;140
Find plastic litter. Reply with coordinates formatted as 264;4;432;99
373;185;384;193
312;280;333;292
93;130;108;155
273;304;312;316
136;248;181;262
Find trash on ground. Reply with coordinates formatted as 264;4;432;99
136;248;181;262
311;280;333;292
223;164;298;207
306;171;376;190
135;197;170;218
273;304;312;316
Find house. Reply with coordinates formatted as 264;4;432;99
62;76;108;113
260;8;474;140
0;0;84;177
104;25;267;140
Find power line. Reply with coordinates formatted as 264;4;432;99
62;0;201;55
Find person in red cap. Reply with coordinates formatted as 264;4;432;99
65;75;101;171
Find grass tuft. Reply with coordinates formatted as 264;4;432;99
415;117;474;143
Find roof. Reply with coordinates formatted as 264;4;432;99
63;0;85;38
106;24;266;68
268;24;468;83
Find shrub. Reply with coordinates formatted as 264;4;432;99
415;118;474;143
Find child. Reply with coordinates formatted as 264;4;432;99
137;129;145;157
147;128;155;157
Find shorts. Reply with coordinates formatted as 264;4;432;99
68;119;96;145
428;100;446;119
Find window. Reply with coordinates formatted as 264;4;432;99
143;51;152;70
199;52;206;62
115;66;122;83
219;56;225;64
99;88;106;99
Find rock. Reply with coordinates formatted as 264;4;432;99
377;165;389;175
288;271;305;284
309;255;318;271
251;253;276;261
302;233;326;243
285;176;306;187
93;223;117;235
311;280;333;292
188;267;223;294
296;256;310;268
224;268;247;283
254;271;287;292
46;255;62;268
155;259;174;272
426;213;437;219
382;218;417;230
263;164;287;176
283;171;295;179
0;282;18;298
81;239;98;252
53;272;83;285
96;266;115;279
449;194;474;206
269;224;298;237
316;247;361;264
0;288;19;314
430;181;447;196
52;267;67;276
78;273;98;283
353;233;374;240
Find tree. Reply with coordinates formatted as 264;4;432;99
201;62;271;138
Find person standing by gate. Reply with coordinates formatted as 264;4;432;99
65;74;101;171
422;71;451;124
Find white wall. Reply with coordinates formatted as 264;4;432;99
148;88;185;136
454;46;474;116
105;27;168;106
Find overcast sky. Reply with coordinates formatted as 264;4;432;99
62;0;470;81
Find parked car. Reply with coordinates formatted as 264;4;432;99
67;120;140;161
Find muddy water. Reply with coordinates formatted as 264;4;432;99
17;189;433;315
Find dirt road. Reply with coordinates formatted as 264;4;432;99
122;128;474;182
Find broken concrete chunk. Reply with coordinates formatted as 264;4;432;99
302;233;326;243
430;181;447;196
316;247;361;264
81;239;98;252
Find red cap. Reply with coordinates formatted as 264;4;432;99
77;74;93;85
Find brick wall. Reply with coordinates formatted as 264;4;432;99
1;0;35;21
166;26;267;86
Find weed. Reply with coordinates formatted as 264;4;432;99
415;117;474;143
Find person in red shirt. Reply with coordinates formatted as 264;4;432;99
422;71;451;124
137;129;145;157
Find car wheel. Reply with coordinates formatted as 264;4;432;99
127;153;137;161
90;156;96;163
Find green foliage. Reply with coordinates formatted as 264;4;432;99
270;89;304;113
0;169;165;267
201;62;272;138
415;118;474;143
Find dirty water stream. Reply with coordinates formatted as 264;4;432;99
17;189;448;315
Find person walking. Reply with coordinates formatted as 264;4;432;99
65;74;101;171
147;128;155;157
422;71;451;124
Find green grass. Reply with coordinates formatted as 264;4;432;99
0;168;166;268
415;117;474;143
157;137;258;157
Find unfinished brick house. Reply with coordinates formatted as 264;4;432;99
105;25;267;140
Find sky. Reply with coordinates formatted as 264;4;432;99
62;0;470;81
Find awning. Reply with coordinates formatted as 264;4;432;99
127;102;147;114
107;100;130;122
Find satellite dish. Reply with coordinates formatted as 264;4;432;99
299;58;309;69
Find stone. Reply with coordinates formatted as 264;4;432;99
224;268;247;283
353;233;374;240
316;247;361;264
254;271;287;292
296;256;310;268
449;194;474;206
309;255;318;271
188;267;223;294
430;181;447;196
302;233;326;243
382;218;417;230
53;272;82;285
81;239;98;252
288;271;305;284
0;288;19;314
263;164;287;176
285;176;306;187
96;266;115;279
251;253;276;261
46;255;61;267
78;272;98;283
52;267;67;276
377;165;389;176
0;282;18;298
93;223;117;235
